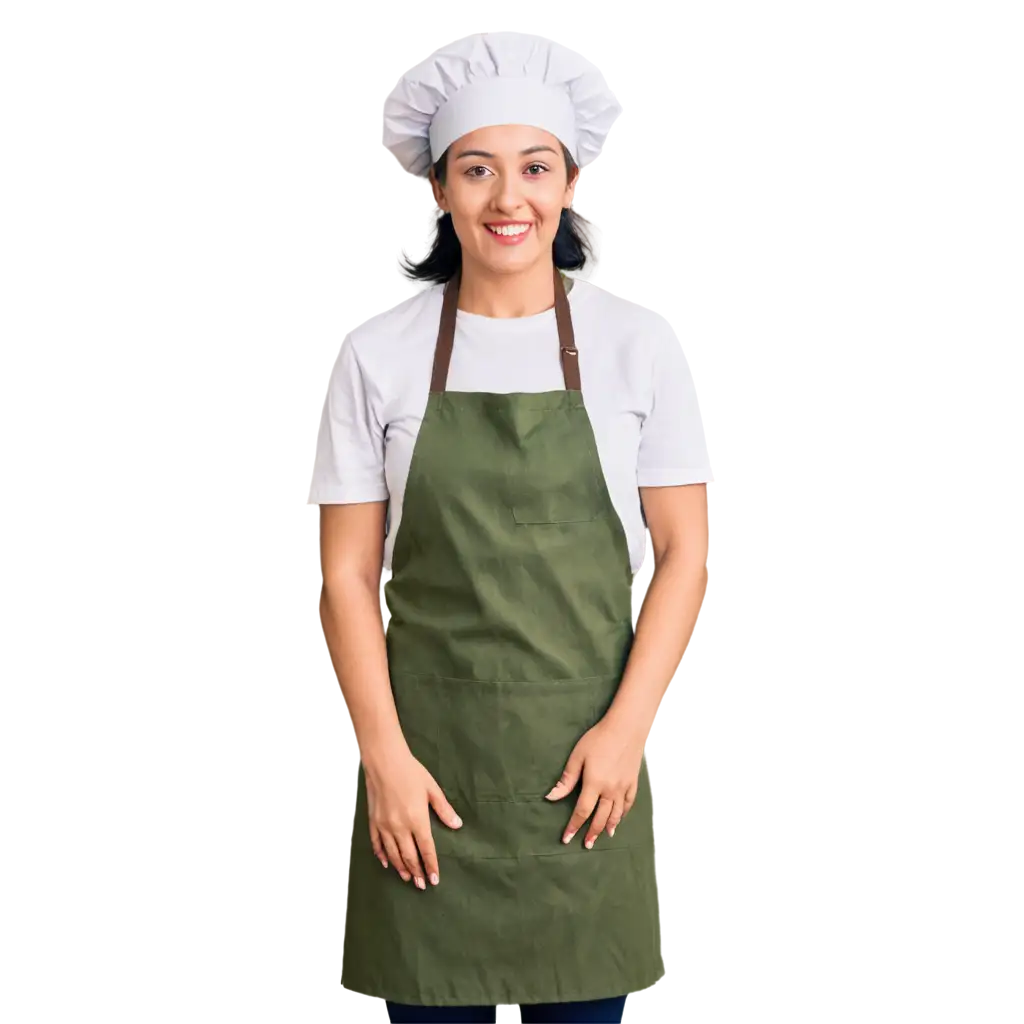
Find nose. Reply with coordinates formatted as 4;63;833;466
489;170;528;217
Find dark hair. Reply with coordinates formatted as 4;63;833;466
398;141;596;284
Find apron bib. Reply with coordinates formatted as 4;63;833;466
341;264;664;1006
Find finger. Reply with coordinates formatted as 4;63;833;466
413;823;441;887
546;749;584;801
393;833;417;883
562;785;600;844
584;795;616;849
605;796;625;837
427;783;463;831
398;832;427;890
381;832;409;881
622;780;638;818
369;824;388;869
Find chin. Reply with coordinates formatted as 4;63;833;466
474;249;536;271
495;257;539;275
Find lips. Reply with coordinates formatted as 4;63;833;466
485;223;533;245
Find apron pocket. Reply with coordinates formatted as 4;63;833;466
436;676;619;804
509;464;610;524
509;843;655;987
500;677;617;800
435;677;506;802
511;487;607;525
508;404;610;525
389;674;442;781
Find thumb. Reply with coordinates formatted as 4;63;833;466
545;751;583;800
428;782;463;829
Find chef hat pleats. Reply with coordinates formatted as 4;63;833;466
382;32;622;178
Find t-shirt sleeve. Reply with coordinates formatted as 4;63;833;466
636;317;714;487
307;333;390;504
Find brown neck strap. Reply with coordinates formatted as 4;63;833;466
430;263;580;393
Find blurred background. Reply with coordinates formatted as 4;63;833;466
1;2;1021;1021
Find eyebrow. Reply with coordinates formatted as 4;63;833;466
452;144;559;160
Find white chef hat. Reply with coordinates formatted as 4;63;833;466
382;31;622;178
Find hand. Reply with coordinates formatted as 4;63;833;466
363;746;462;889
544;717;645;848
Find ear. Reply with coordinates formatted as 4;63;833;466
428;168;448;213
564;167;579;208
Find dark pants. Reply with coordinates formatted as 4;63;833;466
385;993;627;1023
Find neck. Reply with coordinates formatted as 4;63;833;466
456;255;569;318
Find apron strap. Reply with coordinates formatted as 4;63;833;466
553;263;581;391
430;263;580;393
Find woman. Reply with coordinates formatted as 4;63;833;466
308;31;713;1024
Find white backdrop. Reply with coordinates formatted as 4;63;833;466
485;22;1024;489
598;278;1024;489
487;22;1024;169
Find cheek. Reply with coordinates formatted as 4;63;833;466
446;185;486;219
536;206;565;234
533;191;567;223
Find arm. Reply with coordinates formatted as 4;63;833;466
317;501;402;769
311;333;462;888
545;483;709;846
309;329;396;756
603;482;709;742
619;305;715;734
317;501;463;889
544;312;712;845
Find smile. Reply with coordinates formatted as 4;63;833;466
485;223;532;244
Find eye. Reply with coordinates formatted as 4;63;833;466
465;165;491;178
525;163;549;176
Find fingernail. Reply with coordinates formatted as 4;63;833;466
380;857;388;868
585;836;595;849
452;815;463;827
400;872;410;881
608;826;616;837
415;877;425;890
429;872;439;886
562;830;575;844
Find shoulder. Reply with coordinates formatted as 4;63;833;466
572;278;683;361
345;283;444;364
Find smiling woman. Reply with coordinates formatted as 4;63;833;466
398;130;597;287
308;29;714;1024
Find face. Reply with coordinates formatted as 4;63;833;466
429;124;578;274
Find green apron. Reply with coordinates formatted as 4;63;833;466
342;264;664;1006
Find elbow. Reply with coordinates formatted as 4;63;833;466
647;513;708;574
320;568;379;611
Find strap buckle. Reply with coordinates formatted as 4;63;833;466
561;346;578;356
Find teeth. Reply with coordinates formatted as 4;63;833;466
487;224;530;236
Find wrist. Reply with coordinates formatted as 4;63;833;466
600;703;652;747
358;728;410;775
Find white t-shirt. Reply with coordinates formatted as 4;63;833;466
307;276;714;578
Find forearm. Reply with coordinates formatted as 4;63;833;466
603;551;708;743
319;577;408;770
